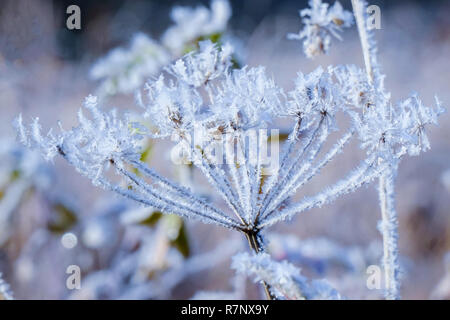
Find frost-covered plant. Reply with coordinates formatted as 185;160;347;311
11;42;385;299
232;252;341;300
288;0;353;58
350;0;444;300
286;0;444;300
14;0;444;300
88;2;236;291
292;0;444;300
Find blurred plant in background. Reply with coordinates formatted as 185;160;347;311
90;0;235;99
0;272;13;300
288;0;354;58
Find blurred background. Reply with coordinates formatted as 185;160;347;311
0;0;450;299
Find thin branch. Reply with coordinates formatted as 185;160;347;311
127;158;235;224
351;0;401;300
378;167;401;299
257;117;326;223
190;140;247;225
259;154;385;228
114;164;243;231
260;118;330;220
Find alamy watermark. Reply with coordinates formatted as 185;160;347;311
366;264;398;291
66;5;81;30
66;265;81;290
367;5;381;30
61;232;81;290
64;4;380;31
366;264;382;290
170;128;281;175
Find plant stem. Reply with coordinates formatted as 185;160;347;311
351;0;401;299
378;167;400;299
352;0;374;84
244;230;276;300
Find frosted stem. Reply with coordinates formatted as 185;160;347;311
351;0;401;299
378;167;401;299
243;230;276;300
351;0;380;86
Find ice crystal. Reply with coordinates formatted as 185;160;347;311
355;94;444;161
